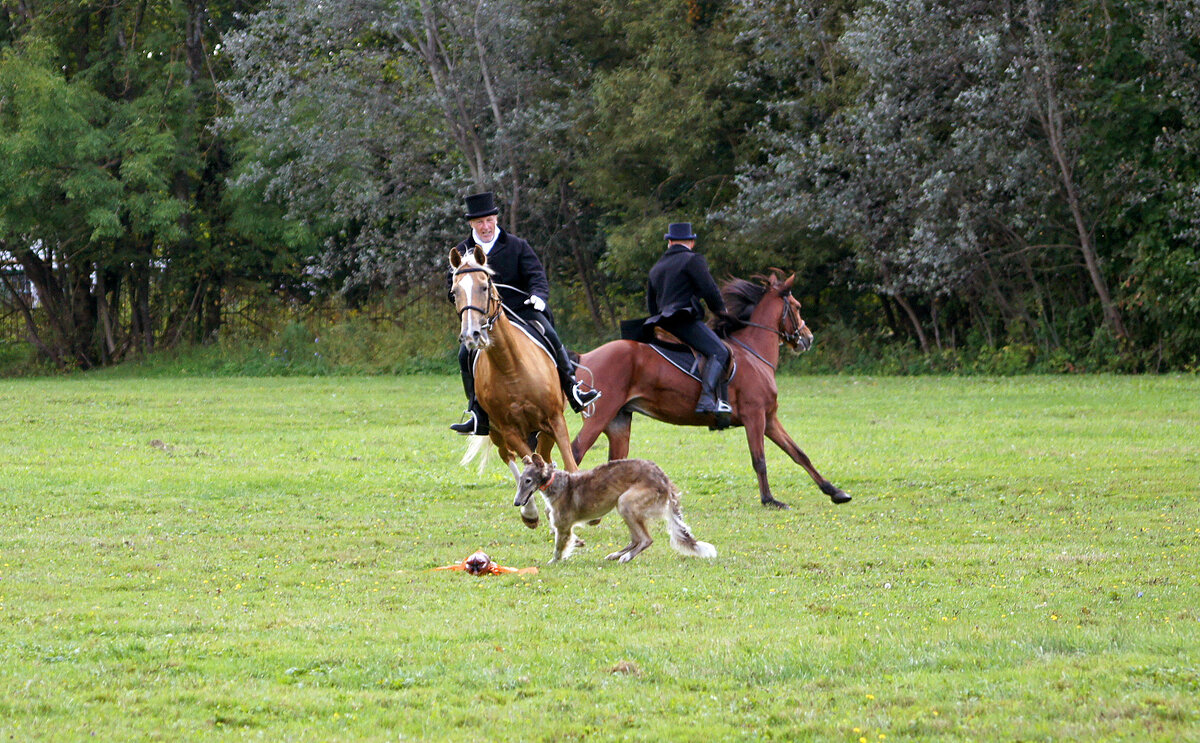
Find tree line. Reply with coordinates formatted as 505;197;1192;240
2;0;1197;370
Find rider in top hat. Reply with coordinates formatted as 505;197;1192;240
449;191;600;435
644;222;732;416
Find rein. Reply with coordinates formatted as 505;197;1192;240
729;336;776;370
737;303;806;346
728;294;807;369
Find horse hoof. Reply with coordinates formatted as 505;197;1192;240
821;481;851;504
521;516;539;529
761;498;790;510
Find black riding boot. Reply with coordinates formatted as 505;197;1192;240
450;398;489;435
450;348;490;435
553;341;601;413
694;359;731;416
556;343;604;412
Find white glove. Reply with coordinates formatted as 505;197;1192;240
525;295;546;312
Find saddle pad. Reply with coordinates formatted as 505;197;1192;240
469;312;556;375
647;341;736;385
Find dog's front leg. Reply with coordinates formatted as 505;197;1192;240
550;528;568;562
550;518;576;562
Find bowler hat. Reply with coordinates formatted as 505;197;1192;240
664;222;697;241
464;192;500;219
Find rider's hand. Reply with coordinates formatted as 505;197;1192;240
525;295;546;312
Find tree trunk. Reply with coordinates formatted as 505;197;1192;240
472;0;521;232
0;272;64;367
415;0;488;188
1026;3;1129;342
892;292;930;353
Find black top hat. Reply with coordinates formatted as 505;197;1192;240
464;192;500;219
664;222;698;241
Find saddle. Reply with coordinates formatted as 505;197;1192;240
619;320;735;398
469;308;557;372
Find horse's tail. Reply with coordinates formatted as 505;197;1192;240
460;435;491;474
665;488;717;559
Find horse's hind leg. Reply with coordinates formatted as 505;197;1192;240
765;414;850;504
604;409;633;461
535;428;556;466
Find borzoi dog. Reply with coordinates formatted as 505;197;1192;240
514;453;717;563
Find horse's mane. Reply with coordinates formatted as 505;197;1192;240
455;255;495;276
712;276;770;338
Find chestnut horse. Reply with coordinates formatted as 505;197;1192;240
449;245;578;527
571;271;849;509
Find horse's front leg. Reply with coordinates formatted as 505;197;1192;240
546;414;579;473
506;457;541;528
496;431;540;529
571;395;620;465
743;409;789;509
765;414;851;504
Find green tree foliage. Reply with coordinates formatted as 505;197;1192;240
728;0;1200;366
0;0;303;368
221;0;600;302
4;0;1199;370
577;0;757;284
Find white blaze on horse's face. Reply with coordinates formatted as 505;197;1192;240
457;270;493;351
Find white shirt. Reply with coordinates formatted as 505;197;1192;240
473;229;499;254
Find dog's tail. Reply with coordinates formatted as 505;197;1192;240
460;435;491;474
666;489;717;558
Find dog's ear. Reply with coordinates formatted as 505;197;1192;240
522;454;533;466
530;452;545;468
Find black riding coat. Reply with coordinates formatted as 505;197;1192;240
645;244;727;325
453;229;551;313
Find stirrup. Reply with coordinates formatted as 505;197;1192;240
694;398;732;415
569;383;601;411
449;409;488;436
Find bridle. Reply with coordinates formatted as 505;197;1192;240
737;292;808;347
453;266;501;332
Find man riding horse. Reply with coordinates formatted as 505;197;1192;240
639;222;733;418
449;192;600;435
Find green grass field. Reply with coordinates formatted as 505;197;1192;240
1;375;1197;741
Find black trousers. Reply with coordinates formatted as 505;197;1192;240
661;317;730;371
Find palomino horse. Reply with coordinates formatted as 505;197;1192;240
571;271;849;509
449;245;579;527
